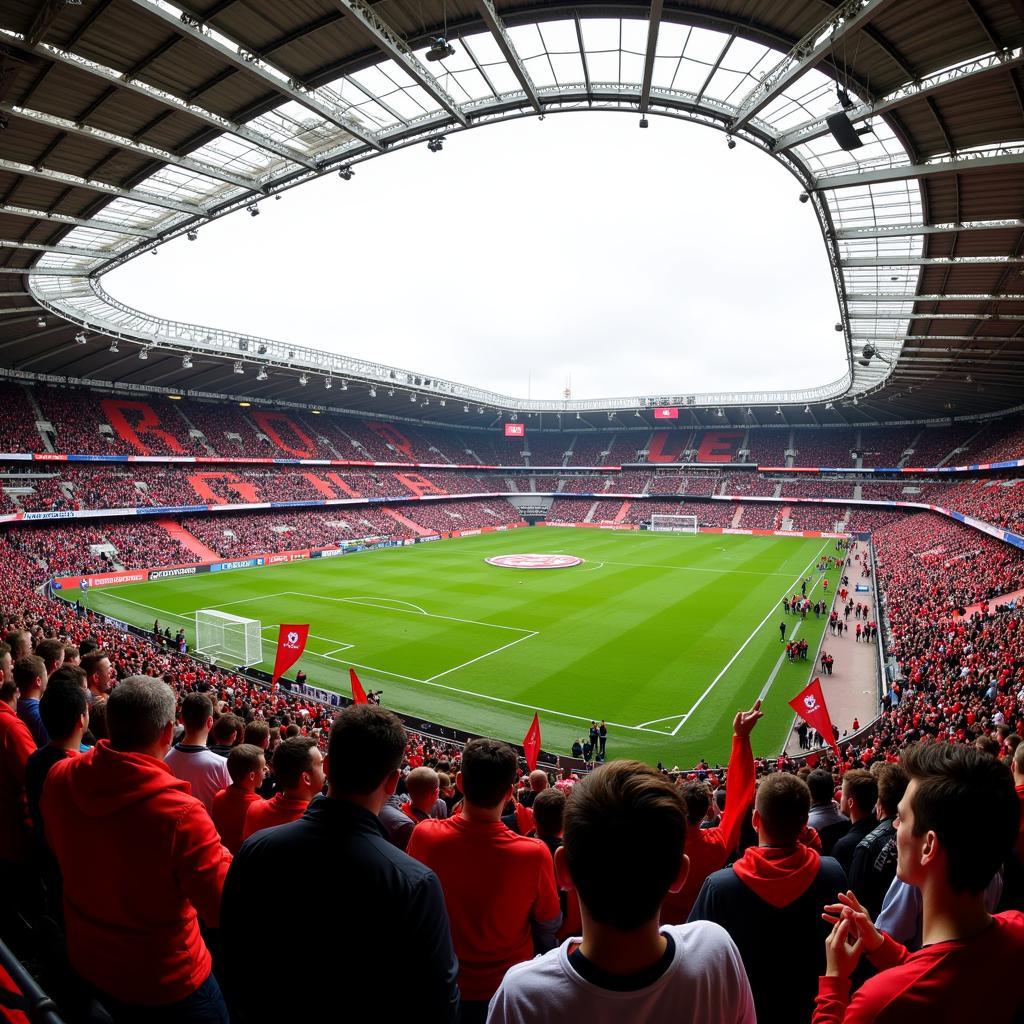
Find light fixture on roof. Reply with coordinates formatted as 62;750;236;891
139;347;150;360
311;409;321;415
423;398;430;406
338;166;354;180
340;379;348;390
233;360;244;374
726;136;736;149
638;116;649;129
36;316;46;328
369;387;377;397
804;404;811;413
247;204;260;217
387;389;394;397
464;404;469;413
426;37;455;61
324;377;333;390
150;247;158;254
299;373;308;386
477;407;483;414
410;393;417;402
853;396;859;405
186;230;198;241
109;340;119;353
182;355;193;369
168;394;182;401
256;367;267;381
427;137;444;152
74;332;87;345
439;398;445;406
716;408;724;417
746;407;752;416
825;402;834;410
774;406;782;415
238;401;251;408
634;410;641;417
834;323;844;332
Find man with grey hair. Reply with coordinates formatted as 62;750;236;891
42;676;232;1022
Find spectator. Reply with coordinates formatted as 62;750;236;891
403;766;445;825
407;738;562;1024
830;770;878;874
488;760;755;1023
63;644;80;667
42;676;231;1021
662;702;762;924
165;693;231;814
532;787;566;858
210;744;266;855
14;654;48;748
221;706;459;1023
36;637;65;677
25;671;89;918
241;736;323;839
208;713;240;758
807;770;850;856
0;643;35;872
81;649;115;742
815;743;1023;1022
848;764;908;918
520;768;549;808
4;629;30;662
689;773;847;1024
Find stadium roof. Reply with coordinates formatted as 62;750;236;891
0;0;1022;427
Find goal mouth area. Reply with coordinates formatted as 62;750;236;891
194;609;264;668
648;515;699;534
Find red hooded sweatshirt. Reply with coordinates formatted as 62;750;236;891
42;741;232;1006
0;702;35;863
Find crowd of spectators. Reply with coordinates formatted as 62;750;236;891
857;427;918;467
790;430;859;467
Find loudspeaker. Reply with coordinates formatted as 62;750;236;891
826;111;865;151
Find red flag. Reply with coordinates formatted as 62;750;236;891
789;678;840;758
654;406;679;419
522;712;541;771
270;624;309;686
349;667;368;705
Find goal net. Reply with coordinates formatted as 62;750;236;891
649;514;699;534
195;609;263;667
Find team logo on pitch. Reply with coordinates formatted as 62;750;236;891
486;554;584;569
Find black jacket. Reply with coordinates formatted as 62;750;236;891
221;795;460;1022
689;855;847;1024
848;817;898;918
830;814;877;874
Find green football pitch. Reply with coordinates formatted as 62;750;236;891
69;528;843;767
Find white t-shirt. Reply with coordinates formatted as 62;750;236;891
487;922;755;1024
164;744;231;813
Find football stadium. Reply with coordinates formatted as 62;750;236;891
1;0;1023;1020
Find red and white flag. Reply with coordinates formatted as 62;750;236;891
349;667;368;705
522;712;541;771
789;678;840;758
654;407;679;420
270;624;309;687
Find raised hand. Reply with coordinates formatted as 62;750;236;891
733;699;764;739
822;890;884;953
824;917;865;979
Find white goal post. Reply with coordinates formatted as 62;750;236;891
195;610;263;667
649;514;699;534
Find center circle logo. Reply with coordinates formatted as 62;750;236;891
486;553;584;569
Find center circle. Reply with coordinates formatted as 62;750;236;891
485;553;584;569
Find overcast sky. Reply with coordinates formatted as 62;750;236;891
106;112;847;402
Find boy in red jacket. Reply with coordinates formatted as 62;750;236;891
42;676;232;1020
211;743;266;853
816;742;1023;1023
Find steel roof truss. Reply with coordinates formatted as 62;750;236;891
473;0;541;114
0;202;158;239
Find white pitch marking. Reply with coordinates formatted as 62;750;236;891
341;596;429;615
597;558;797;577
425;631;539;682
668;541;831;736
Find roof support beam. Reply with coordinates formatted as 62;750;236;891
573;15;592;104
847;293;1024;302
816;148;1024;189
0;239;108;259
837;219;1024;239
124;0;383;150
473;0;541;114
0;306;39;316
0;102;260;192
730;0;899;131
0;266;88;276
25;0;67;48
0;158;204;217
25;41;317;170
330;0;468;126
848;311;1024;320
639;0;664;115
774;47;1024;151
842;255;1024;267
0;202;158;238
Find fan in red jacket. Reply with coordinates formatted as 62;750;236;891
42;676;232;1016
0;665;35;865
661;701;762;924
815;742;1023;1024
210;743;266;854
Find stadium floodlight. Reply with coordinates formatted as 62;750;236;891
247;204;260;217
299;373;308;385
340;379;348;390
426;37;455;61
36;316;46;328
799;192;810;203
727;136;736;149
324;377;332;389
109;340;119;353
256;367;268;381
182;355;192;369
804;404;811;413
233;360;244;374
716;407;724;417
825;402;834;409
774;405;782;415
139;347;150;360
746;407;752;415
369;387;377;397
639;117;649;129
187;229;198;241
338;166;354;180
427;137;444;152
410;393;417;402
464;404;469;413
74;332;87;344
834;323;844;332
